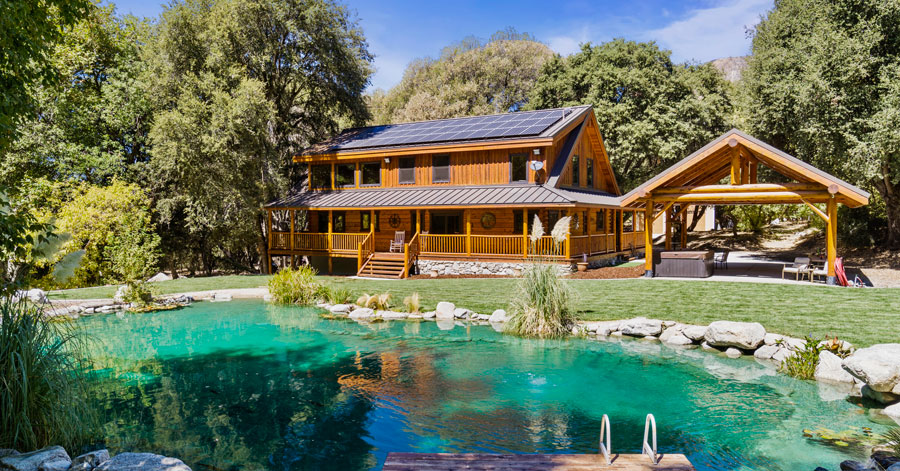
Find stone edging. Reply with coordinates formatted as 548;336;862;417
0;446;190;471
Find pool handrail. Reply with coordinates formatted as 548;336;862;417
643;413;658;464
598;413;611;465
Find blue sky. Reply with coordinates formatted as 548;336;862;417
107;0;773;91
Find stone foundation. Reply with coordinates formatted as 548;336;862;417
416;259;571;276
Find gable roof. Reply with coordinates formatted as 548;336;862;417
266;184;621;210
298;105;594;158
620;129;870;208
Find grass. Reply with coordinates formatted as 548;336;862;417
50;275;900;346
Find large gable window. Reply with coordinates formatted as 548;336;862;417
310;165;331;189
432;154;450;183
361;161;381;186
335;163;355;187
510;152;528;182
586;158;594;188
399;157;416;184
571;155;580;186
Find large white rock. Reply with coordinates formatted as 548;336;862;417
0;446;70;471
488;309;508;323
580;320;619;336
95;453;191;471
72;450;110;469
435;302;455;320
147;272;172;282
884;402;900;425
422;311;436;319
704;321;766;350
659;326;693;345
754;344;780;360
329;304;352;313
453;308;470;319
842;344;900;393
26;289;48;304
681;325;708;342
620;317;663;337
815;350;857;384
378;310;408;319
771;347;793;364
348;308;375;319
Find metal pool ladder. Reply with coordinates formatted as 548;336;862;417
643;414;658;465
599;414;611;465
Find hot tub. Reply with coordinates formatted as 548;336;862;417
655;250;715;278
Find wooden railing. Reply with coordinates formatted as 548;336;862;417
357;232;374;272
272;232;291;250
330;233;369;253
294;233;327;251
527;236;567;259
421;234;466;255
402;232;420;277
471;235;522;256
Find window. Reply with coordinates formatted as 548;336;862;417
333;212;346;233
586;158;594;187
399;157;416;184
432;154;450;183
361;161;381;186
514;210;541;234
335;163;355;187
548;210;560;230
361;212;371;231
430;211;461;234
510;152;528;182
596;210;606;232
310;165;331;189
623;212;633;232
571;155;580;186
317;212;328;232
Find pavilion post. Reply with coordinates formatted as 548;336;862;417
681;207;688;249
644;202;654;277
664;207;673;250
826;197;837;285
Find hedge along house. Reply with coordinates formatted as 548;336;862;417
620;129;870;285
265;106;647;278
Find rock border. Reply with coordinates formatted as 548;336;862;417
0;447;190;471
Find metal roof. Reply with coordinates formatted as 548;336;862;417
266;184;621;209
301;105;593;155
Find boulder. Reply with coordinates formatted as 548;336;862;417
620;317;663;337
662;332;694;346
0;451;19;460
681;325;707;342
453;308;470;319
862;385;899;404
884;403;900;425
488;309;508;323
435;302;455;320
580;320;619;336
422;311;436;319
815;351;857;384
378;311;408;319
95;453;191;471
840;460;876;471
754;344;779;360
704;321;766;350
329;304;352;314
842;344;900;393
724;347;743;358
26;289;48;304
147;272;172;282
771;347;793;364
348;308;375;319
213;293;232;302
0;446;70;471
873;451;900;470
72;450;110;469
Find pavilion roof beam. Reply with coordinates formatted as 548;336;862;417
653;183;827;194
650;190;834;204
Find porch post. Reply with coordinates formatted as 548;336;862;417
416;209;421;234
586;210;592;255
826;197;837;285
370;210;375;235
290;209;295;254
465;209;471;256
644;202;654;277
327;210;333;275
522;208;528;258
563;210;571;259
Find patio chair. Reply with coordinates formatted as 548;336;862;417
782;256;810;281
809;258;828;282
389;231;405;253
714;250;729;269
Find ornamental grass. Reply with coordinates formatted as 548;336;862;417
267;265;321;305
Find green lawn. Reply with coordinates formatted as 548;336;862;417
51;275;900;346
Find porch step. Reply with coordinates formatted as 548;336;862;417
357;252;409;278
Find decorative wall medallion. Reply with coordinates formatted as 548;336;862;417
388;213;401;228
480;212;496;229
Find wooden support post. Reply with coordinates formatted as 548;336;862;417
465;210;471;256
681;206;688;249
618;209;624;252
730;152;741;185
826;197;837;284
327;210;333;274
664;207;673;250
749;161;758;184
330;163;335;190
290;209;295;253
415;209;421;234
370;210;376;234
522;208;528;258
644;203;654;277
586;210;592;255
741;158;750;185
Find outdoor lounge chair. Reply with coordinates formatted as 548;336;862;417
782;256;810;281
389;231;405;253
714;250;729;269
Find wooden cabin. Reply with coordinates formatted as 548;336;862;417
265;106;645;278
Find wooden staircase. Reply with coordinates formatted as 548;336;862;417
357;252;407;278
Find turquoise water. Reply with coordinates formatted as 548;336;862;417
79;300;887;471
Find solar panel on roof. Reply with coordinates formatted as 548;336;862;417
330;109;568;151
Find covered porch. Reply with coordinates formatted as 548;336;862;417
622;130;870;285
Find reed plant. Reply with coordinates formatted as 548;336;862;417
402;292;421;314
267;266;321;305
883;427;900;457
356;293;391;310
506;216;575;338
0;297;98;451
321;285;352;305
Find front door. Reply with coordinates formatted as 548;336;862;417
430;211;462;234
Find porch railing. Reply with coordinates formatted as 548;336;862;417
403;232;420;277
357;232;374;272
421;234;466;255
270;232;368;253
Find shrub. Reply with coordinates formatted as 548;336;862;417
267;266;321;305
121;281;154;307
403;292;421;313
779;335;849;380
321;285;351;305
506;263;574;338
0;297;98;451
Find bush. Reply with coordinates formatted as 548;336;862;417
267;266;321;305
357;293;391;310
779;335;849;380
121;281;154;307
320;285;351;305
403;292;421;313
506;263;574;338
0;297;97;451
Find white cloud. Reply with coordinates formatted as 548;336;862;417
370;53;410;91
548;26;593;57
646;0;772;62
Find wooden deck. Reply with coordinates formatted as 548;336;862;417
382;453;695;471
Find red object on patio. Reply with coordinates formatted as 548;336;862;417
835;257;849;287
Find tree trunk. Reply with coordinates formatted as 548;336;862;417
257;212;269;274
169;255;179;280
874;164;900;247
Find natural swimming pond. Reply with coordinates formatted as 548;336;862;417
80;300;888;471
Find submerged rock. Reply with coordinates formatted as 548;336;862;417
839;460;875;471
704;321;766;350
95;453;191;471
0;446;70;471
724;347;743;358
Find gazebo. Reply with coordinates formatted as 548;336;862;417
620;129;870;285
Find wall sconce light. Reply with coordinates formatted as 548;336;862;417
384;157;390;163
533;149;541;155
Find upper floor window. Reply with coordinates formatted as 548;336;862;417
432;154;450;183
571;154;580;186
335;163;355;187
310;164;331;189
361;161;381;186
399;157;416;184
586;158;594;187
510;152;528;183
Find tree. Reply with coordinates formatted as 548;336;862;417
144;0;372;274
0;0;92;151
739;0;900;246
369;29;554;124
528;39;734;192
